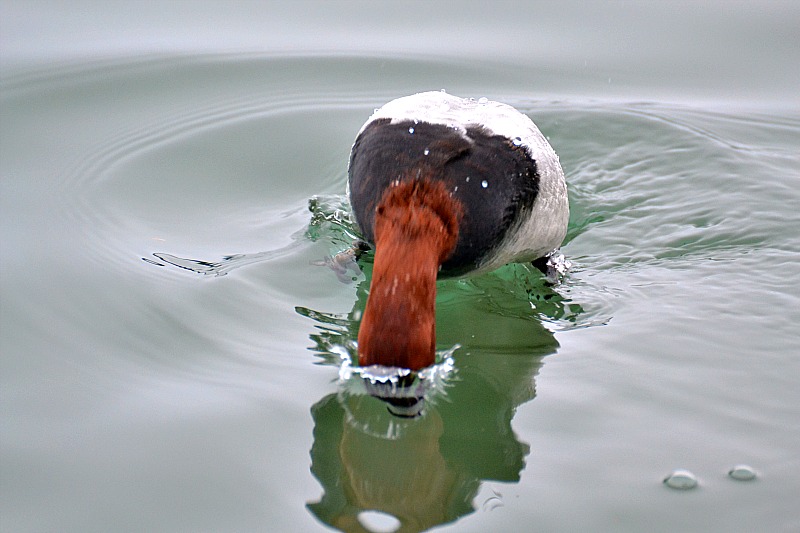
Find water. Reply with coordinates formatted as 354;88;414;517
2;2;800;532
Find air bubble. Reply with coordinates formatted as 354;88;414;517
423;148;430;156
663;469;698;490
481;180;489;188
465;176;470;182
728;465;757;481
408;127;414;134
357;510;400;533
512;137;523;146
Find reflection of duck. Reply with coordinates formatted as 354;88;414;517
349;91;569;370
306;298;559;531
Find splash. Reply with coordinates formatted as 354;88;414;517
544;249;573;280
338;345;459;419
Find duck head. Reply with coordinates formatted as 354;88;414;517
357;178;462;371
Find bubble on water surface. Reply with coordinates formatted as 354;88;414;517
481;180;489;188
357;510;400;533
728;464;757;481
511;136;523;146
408;126;414;134
663;469;698;490
423;148;429;155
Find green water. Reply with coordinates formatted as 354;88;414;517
2;2;799;532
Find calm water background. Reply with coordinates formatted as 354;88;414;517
2;2;799;532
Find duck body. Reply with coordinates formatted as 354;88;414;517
348;91;569;370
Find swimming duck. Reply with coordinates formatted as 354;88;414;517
349;91;569;371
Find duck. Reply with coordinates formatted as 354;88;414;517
348;91;569;371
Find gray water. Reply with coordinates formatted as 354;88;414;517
2;2;799;532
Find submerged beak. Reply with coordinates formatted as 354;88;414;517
363;374;425;418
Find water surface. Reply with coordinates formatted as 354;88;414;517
2;2;800;532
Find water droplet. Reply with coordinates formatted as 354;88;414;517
423;148;430;156
357;510;400;533
481;180;489;188
512;136;523;146
478;96;488;104
663;469;698;490
728;465;757;481
408;127;414;134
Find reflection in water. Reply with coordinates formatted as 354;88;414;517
300;270;563;532
307;392;474;532
146;195;587;532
